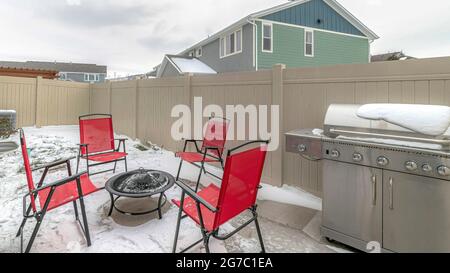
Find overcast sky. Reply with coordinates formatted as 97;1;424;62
1;0;450;77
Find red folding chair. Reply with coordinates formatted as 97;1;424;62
175;116;230;192
172;140;269;253
76;114;128;176
16;129;100;253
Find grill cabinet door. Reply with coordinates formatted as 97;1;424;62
383;171;450;252
322;160;382;244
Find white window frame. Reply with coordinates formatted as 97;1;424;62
84;73;100;82
262;23;273;53
220;37;225;58
196;47;202;57
219;28;243;59
304;29;314;57
59;72;67;80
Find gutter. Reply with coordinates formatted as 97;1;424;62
247;19;258;71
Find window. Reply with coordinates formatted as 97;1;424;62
220;28;243;58
262;23;272;52
84;73;100;82
196;47;202;57
236;29;242;52
305;30;314;57
189;51;194;57
59;72;67;80
220;37;225;58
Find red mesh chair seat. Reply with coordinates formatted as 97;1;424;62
175;152;219;163
172;184;220;232
38;174;100;211
83;151;127;162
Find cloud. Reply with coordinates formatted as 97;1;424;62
31;0;167;28
66;0;81;6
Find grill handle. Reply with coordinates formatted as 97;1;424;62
371;175;377;206
329;128;450;145
389;177;394;210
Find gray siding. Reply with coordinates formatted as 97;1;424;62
160;62;181;77
262;0;365;37
63;72;107;83
195;23;255;73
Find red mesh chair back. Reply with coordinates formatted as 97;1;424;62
79;115;114;155
201;117;230;158
213;144;267;229
19;129;37;212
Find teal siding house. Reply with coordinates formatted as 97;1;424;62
156;0;378;77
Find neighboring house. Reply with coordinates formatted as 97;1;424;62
0;66;58;79
154;0;379;77
156;55;217;78
109;74;148;82
0;61;107;83
371;52;415;62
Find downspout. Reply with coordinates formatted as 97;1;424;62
247;19;258;71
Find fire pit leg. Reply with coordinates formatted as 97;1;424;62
157;193;164;219
108;193;115;216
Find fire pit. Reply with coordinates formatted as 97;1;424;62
105;168;175;218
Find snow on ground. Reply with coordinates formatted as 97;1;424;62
258;184;322;211
356;104;450;136
0;125;344;253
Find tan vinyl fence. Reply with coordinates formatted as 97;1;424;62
3;57;450;195
0;76;91;127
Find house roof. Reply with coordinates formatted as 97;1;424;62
156;55;217;77
180;0;378;55
0;61;107;73
0;66;59;79
371;52;416;62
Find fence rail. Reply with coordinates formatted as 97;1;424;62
3;57;450;195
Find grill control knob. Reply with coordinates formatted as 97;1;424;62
405;161;418;171
330;150;340;158
437;166;450;176
352;153;363;162
422;164;433;173
377;156;389;166
297;144;307;152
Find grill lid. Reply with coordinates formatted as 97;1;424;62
323;104;450;150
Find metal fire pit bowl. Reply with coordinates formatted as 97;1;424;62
105;168;175;218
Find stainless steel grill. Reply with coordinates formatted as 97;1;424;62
286;104;450;253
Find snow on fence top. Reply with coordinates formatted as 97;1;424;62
356;104;450;136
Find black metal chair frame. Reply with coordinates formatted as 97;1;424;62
16;156;92;253
76;114;128;176
172;140;268;254
175;116;229;192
